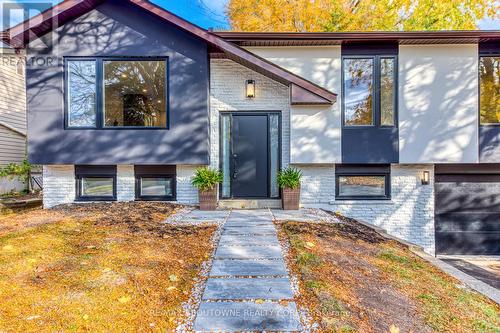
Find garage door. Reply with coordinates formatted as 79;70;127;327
435;165;500;255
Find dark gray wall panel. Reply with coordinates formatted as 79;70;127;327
479;127;500;163
26;0;209;165
342;128;399;163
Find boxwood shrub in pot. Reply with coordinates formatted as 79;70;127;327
277;167;302;210
191;167;223;210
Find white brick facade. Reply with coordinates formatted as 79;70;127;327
176;165;200;204
297;164;436;254
209;59;291;169
171;59;292;205
43;165;75;208
116;165;135;201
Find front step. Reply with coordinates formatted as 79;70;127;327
218;199;282;209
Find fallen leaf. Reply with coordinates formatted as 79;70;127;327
169;274;178;282
2;245;14;251
305;242;315;249
118;296;131;303
389;324;400;333
83;314;89;320
167;286;177;291
26;315;41;320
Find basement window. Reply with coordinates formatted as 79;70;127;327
135;165;176;201
75;165;117;201
335;164;391;200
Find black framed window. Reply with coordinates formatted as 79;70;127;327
135;165;176;201
342;56;397;127
479;56;499;125
335;164;391;200
66;60;97;128
65;57;168;129
75;165;117;201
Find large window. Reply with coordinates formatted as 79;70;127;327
75;165;117;201
343;56;396;126
480;56;500;125
65;58;168;129
335;165;391;200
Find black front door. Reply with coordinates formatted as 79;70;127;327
220;112;280;199
232;114;269;198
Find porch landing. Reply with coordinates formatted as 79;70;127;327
218;199;282;209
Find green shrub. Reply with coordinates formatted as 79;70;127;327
277;167;302;189
0;159;32;183
191;167;223;191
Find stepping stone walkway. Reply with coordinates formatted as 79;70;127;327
193;210;302;332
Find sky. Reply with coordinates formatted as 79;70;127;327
0;0;498;31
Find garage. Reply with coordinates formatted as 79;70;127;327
435;164;500;255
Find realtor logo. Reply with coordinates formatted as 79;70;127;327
1;1;55;52
1;1;58;65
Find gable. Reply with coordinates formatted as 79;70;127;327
6;0;336;105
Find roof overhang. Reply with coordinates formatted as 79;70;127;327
215;31;500;47
1;0;337;105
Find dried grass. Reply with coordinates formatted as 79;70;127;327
0;202;216;332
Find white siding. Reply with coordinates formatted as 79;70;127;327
399;44;479;163
0;125;25;165
247;46;341;164
0;54;26;133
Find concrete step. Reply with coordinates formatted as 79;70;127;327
219;234;279;246
215;245;283;259
193;301;302;332
202;277;294;300
210;259;288;276
219;199;282;209
222;225;277;235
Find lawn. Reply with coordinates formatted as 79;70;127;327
277;218;500;333
0;202;216;332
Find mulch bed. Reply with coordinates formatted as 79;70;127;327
51;202;199;237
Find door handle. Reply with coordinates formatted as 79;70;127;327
232;154;237;179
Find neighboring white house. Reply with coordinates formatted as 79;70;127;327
0;47;27;194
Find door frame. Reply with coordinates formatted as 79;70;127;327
219;110;282;199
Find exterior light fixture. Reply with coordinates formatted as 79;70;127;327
421;170;430;185
246;79;255;98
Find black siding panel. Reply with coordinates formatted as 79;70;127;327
342;42;399;55
479;126;500;163
342;127;399;163
26;0;209;165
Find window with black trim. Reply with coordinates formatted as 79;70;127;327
335;164;391;200
342;56;396;126
75;165;117;201
479;56;499;125
135;165;176;201
65;57;168;129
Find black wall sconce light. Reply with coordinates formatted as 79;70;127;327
246;79;255;98
421;170;430;185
